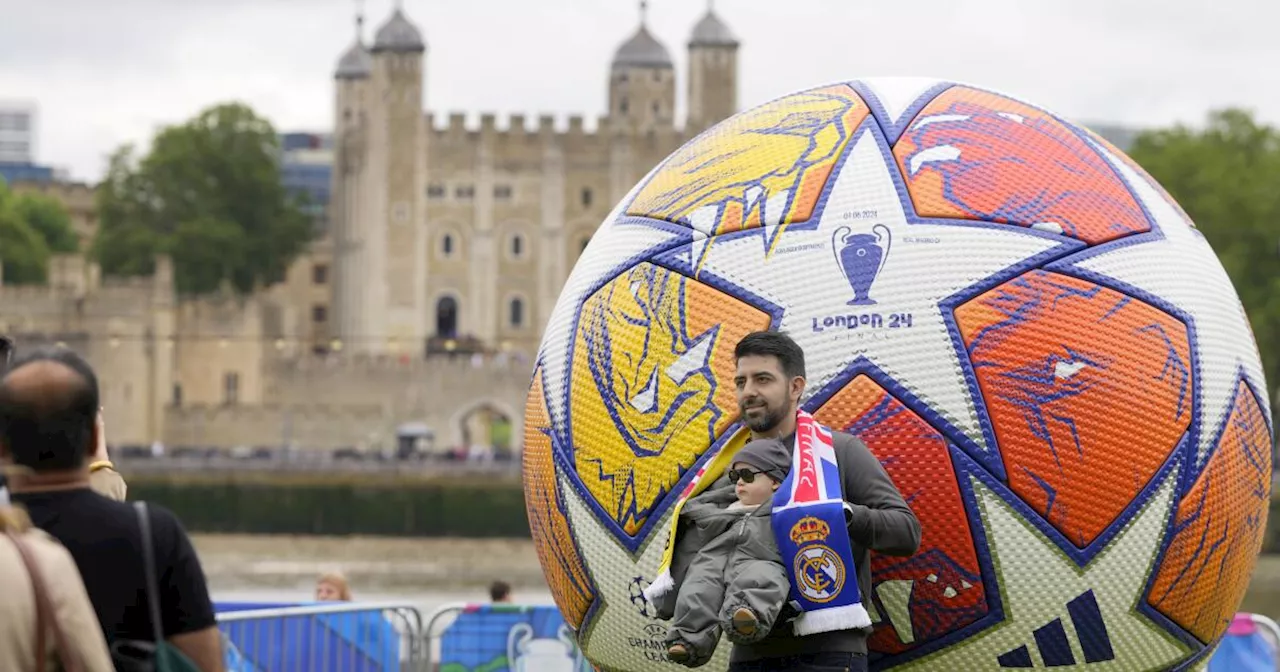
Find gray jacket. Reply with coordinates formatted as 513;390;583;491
656;479;790;667
653;480;785;622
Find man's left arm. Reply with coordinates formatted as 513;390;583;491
837;434;921;556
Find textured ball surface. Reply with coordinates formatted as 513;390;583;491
522;78;1273;670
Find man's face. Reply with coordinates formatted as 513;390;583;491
734;354;802;434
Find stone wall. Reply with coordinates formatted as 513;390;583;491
163;402;387;450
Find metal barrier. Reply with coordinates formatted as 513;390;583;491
423;602;467;670
1207;612;1280;671
216;601;427;672
1248;612;1280;650
424;602;591;672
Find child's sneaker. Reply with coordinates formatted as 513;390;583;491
731;607;760;638
667;643;691;664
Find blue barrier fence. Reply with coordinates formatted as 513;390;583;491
215;601;421;672
434;604;590;672
217;600;1280;671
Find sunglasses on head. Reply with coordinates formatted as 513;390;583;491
728;468;767;484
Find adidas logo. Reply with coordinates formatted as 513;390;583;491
998;590;1115;667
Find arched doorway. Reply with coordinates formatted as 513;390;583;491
436;296;458;338
459;403;514;456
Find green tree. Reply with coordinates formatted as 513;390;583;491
0;179;80;284
92;103;313;295
1128;109;1280;402
0;190;49;284
13;191;79;253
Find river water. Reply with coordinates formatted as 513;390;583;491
194;534;555;616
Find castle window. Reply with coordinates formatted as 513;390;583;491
510;234;525;259
312;264;328;285
436;296;459;338
620;97;629;115
442;233;455;257
312;305;328;323
653;70;662;82
223;372;240;406
652;101;660;117
579;236;591;254
581;187;593;208
427;184;445;198
172;383;183;408
509;298;525;328
494;185;513;200
456;185;475;199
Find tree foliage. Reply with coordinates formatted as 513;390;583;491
1128;109;1280;401
92;103;313;295
0;180;79;284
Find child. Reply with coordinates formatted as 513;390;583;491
660;438;793;667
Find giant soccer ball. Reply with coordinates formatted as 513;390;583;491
522;78;1272;670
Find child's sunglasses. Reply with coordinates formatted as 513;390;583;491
727;468;766;484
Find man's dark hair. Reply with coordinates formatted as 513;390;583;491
489;580;512;602
0;347;100;471
734;331;806;379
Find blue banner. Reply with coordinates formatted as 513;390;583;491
439;605;591;672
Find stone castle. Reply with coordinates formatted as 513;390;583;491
0;4;742;452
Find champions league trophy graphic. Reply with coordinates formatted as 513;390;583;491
832;223;892;306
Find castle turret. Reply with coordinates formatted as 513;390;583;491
332;3;429;356
609;1;676;131
330;12;373;353
687;0;738;132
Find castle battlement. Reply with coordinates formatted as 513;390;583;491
0;280;166;317
0;285;64;301
427;109;701;142
168;402;385;422
424;109;691;159
99;276;159;291
265;350;533;377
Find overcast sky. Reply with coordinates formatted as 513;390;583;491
0;0;1275;183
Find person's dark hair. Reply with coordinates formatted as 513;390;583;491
0;346;100;471
489;580;512;602
734;331;805;379
0;336;13;367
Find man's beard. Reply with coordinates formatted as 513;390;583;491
742;402;786;434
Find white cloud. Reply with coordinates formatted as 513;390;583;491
0;0;1276;183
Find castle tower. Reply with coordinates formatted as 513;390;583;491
331;3;428;356
686;0;738;132
330;11;374;353
608;1;676;131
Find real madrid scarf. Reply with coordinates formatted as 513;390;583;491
772;410;870;636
